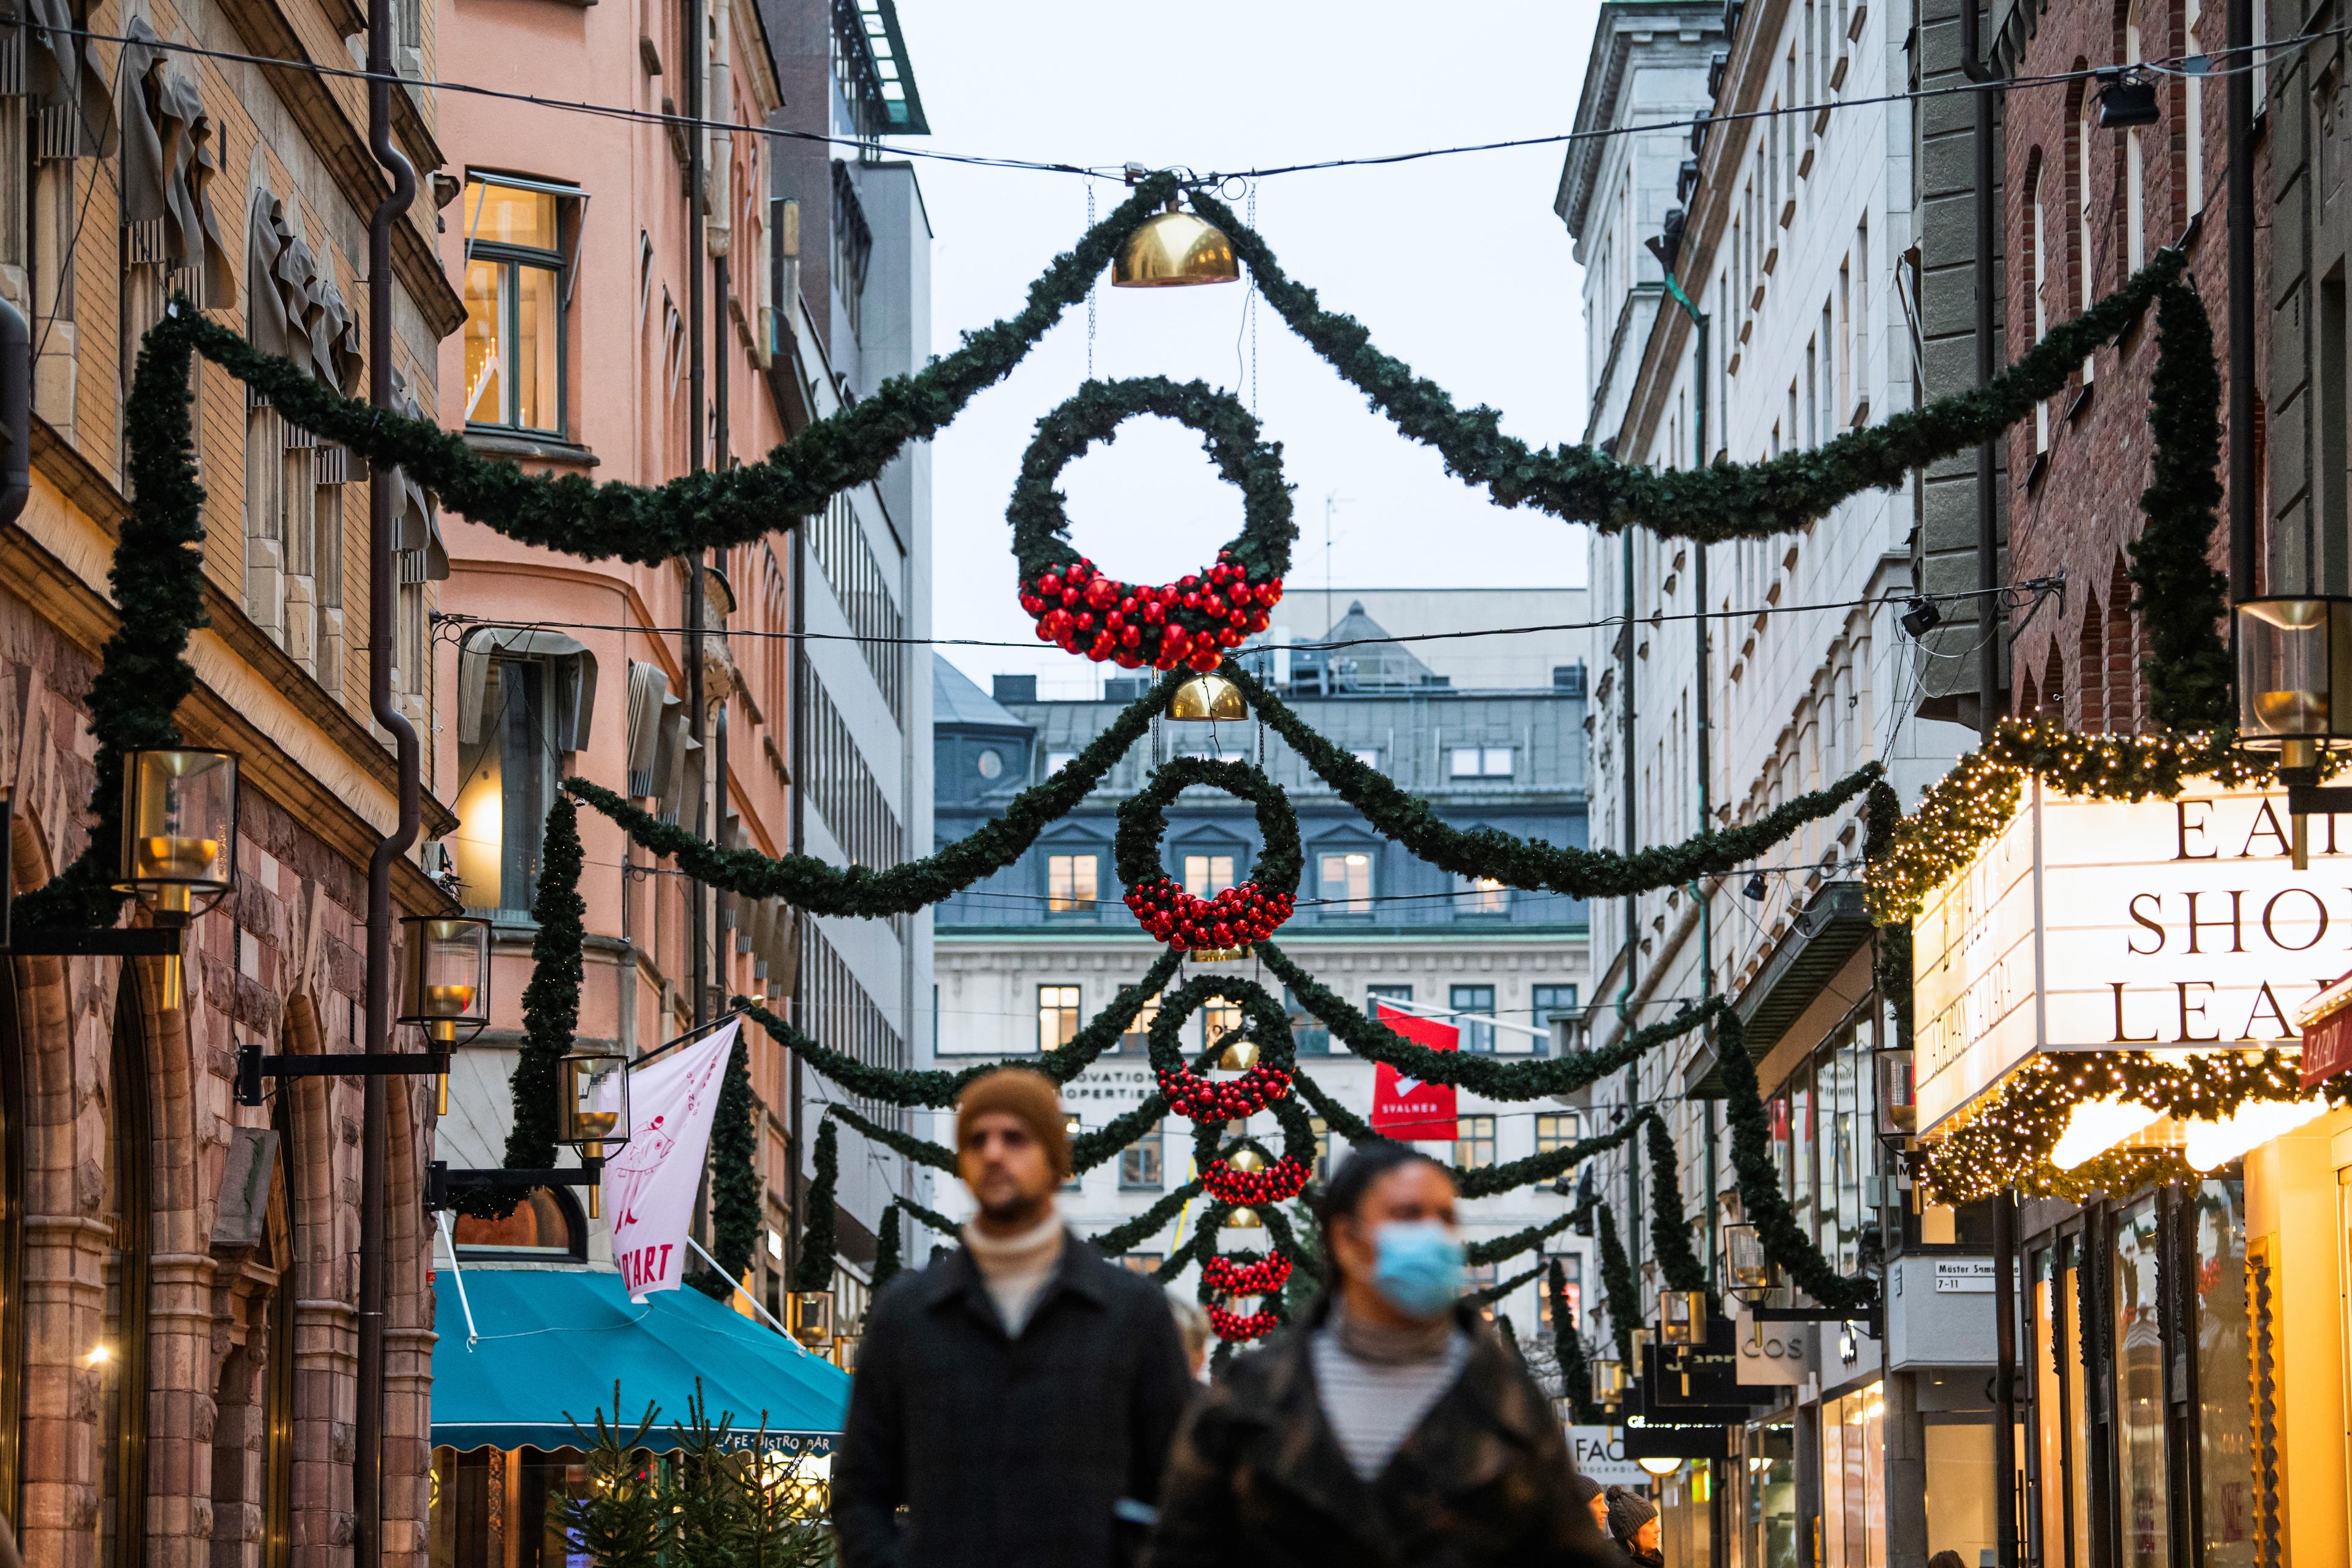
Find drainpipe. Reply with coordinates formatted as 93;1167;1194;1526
685;0;709;1029
1616;522;1640;1279
356;6;419;1565
2228;0;2255;601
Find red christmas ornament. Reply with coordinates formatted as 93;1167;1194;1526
1203;1251;1294;1298
1201;1155;1311;1208
1206;1302;1281;1343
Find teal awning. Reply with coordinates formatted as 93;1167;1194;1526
431;1267;851;1454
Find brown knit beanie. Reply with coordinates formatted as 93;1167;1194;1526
955;1068;1071;1177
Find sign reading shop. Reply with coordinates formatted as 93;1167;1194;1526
1913;781;2344;1132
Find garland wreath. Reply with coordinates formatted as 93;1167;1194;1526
1144;976;1298;1122
1116;757;1301;954
1010;378;1294;669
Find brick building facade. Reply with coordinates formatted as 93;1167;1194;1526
0;1;460;1564
1989;0;2259;728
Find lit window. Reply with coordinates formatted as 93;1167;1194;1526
1455;875;1509;916
1449;747;1483;777
1121;1121;1164;1190
1202;998;1243;1053
1455;1114;1498;1170
1451;747;1514;777
1037;985;1080;1052
1183;854;1235;897
1319;851;1373;914
1309;1116;1332;1178
1047;853;1097;913
1120;993;1161;1056
460;178;573;434
1536;1112;1586;1154
1539;1253;1583;1327
1046;752;1078;774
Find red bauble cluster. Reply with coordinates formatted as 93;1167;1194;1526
1202;1252;1293;1298
1206;1302;1281;1343
1155;1061;1294;1122
1123;876;1295;952
1019;551;1284;669
1200;1155;1311;1208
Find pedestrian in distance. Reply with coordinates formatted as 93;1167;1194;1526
833;1068;1196;1568
1605;1486;1664;1567
1569;1473;1629;1562
1170;1295;1212;1381
1144;1142;1622;1568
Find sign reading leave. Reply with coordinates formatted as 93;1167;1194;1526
1371;1003;1460;1139
1913;781;2343;1131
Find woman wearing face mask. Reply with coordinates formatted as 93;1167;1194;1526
1145;1144;1619;1568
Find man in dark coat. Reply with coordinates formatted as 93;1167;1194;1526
832;1069;1194;1568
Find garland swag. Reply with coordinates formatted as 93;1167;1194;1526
1713;1011;1878;1313
1550;1259;1602;1423
1596;1207;1639;1363
1646;1117;1714;1304
691;1034;763;1301
871;1205;903;1297
789;1120;840;1294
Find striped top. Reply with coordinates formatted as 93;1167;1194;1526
1310;1320;1472;1480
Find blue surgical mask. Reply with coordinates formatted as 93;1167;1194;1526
1370;1219;1465;1317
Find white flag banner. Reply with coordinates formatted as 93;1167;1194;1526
601;1020;741;1301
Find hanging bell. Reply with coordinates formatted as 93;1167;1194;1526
1166;671;1247;723
1218;1037;1262;1071
1226;1147;1268;1175
1224;1205;1264;1229
1113;201;1239;288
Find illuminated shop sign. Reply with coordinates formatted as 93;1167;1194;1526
1912;781;2339;1131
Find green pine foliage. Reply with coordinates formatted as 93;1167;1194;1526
687;1029;763;1303
790;1120;839;1295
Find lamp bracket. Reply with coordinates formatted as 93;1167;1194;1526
4;925;181;957
425;1158;604;1212
1743;1305;1856;1322
2286;784;2352;816
233;1044;450;1106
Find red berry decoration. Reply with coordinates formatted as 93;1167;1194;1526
1139;975;1300;1128
1203;1251;1294;1298
1009;379;1292;665
1153;1061;1293;1120
1116;758;1302;956
1201;1154;1311;1208
1207;1302;1281;1343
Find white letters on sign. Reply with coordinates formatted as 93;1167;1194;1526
1732;1312;1812;1386
1912;782;2344;1131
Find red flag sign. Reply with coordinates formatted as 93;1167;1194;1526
1371;1003;1460;1140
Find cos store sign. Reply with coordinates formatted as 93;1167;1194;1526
1912;782;2348;1132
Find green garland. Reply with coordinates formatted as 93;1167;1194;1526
789;1120;840;1294
1144;974;1298;1082
2127;282;2233;734
15;309;209;930
1549;1259;1602;1423
1229;664;1883;897
733;951;1180;1107
871;1205;902;1297
1088;1178;1207;1256
1261;1202;1321;1287
1713;1011;1877;1313
1263;944;1721;1099
893;1195;962;1237
1193;187;2187;542
1465;1210;1580;1268
1114;755;1303;903
1009;375;1294;587
1645;1117;1713;1302
1595;1207;1638;1363
1286;1068;1657;1199
1468;1262;1547;1310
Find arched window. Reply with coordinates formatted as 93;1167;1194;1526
98;996;151;1568
2108;554;2140;732
2124;1;2147;270
2079;587;2108;734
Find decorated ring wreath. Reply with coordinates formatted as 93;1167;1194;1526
1010;377;1296;670
1117;757;1302;954
1196;1101;1320;1208
1202;1250;1294;1298
1146;975;1298;1122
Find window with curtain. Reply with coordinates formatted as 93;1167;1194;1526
1046;853;1098;914
1318;851;1374;914
461;177;573;435
1036;986;1080;1053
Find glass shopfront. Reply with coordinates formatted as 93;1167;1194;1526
1734;1422;1800;1568
1821;1383;1886;1568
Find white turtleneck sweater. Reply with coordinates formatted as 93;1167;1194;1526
961;1212;1065;1336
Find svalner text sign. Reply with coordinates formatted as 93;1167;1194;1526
1912;781;2338;1131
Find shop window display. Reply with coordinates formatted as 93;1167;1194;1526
2112;1198;2168;1568
1739;1422;1798;1568
1820;1382;1885;1568
430;1447;592;1567
2195;1175;2255;1568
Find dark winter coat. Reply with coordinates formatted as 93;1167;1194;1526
1144;1297;1620;1568
832;1232;1195;1568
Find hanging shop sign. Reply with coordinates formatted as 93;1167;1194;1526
1566;1427;1651;1487
1912;781;2342;1131
1732;1312;1812;1386
1370;1003;1460;1139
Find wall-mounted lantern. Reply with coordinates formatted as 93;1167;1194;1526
399;916;491;1114
118;747;238;1010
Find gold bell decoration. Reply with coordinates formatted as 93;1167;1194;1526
1113;200;1239;288
1217;1037;1262;1072
1223;1205;1264;1230
1226;1147;1268;1175
1165;669;1248;723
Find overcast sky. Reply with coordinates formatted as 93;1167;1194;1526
888;0;1604;696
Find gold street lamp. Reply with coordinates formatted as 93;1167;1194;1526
118;747;239;1011
2235;596;2352;866
558;1051;630;1218
1722;1221;1777;1306
398;917;491;1114
1659;1289;1709;1347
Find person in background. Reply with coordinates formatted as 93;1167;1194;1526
1568;1474;1616;1552
1927;1553;1967;1568
1169;1295;1212;1381
1604;1487;1662;1567
1145;1142;1618;1568
834;1068;1195;1567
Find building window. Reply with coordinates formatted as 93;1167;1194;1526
1310;1116;1332;1180
2185;0;2206;217
1455;875;1509;916
1352;747;1382;769
1533;984;1580;1054
1319;851;1374;914
1183;854;1235;897
1536;1112;1586;1154
1452;986;1498;1054
976;748;1003;779
1366;984;1412;1023
2026;154;2051;453
832;160;873;342
1202;997;1243;1054
451;1186;585;1260
1284;986;1330;1055
1120;1121;1164;1190
2073;84;2097;383
1047;853;1098;914
1118;992;1161;1057
1454;1114;1498;1171
2124;4;2146;271
1449;746;1515;778
453;634;595;916
1038;985;1081;1053
100;1000;152;1568
461;176;574;434
1046;751;1078;774
1540;1252;1584;1327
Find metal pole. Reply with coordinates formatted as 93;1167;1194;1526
1962;0;2002;740
685;0;709;1027
1993;1190;2019;1568
1618;526;1639;1272
358;2;419;1561
2228;0;2256;600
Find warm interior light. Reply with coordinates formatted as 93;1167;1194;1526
2049;1096;2162;1169
1638;1455;1684;1477
2182;1097;2332;1171
86;1343;110;1365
